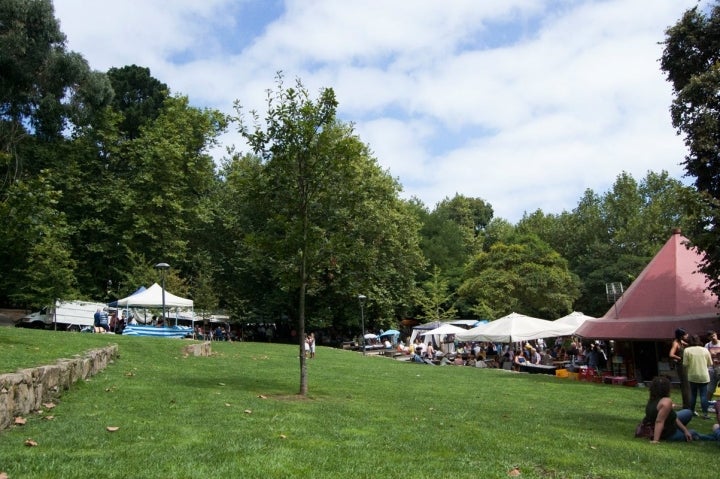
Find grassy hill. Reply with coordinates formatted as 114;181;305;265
0;327;717;478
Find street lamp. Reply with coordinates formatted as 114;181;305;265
155;262;170;327
358;294;367;356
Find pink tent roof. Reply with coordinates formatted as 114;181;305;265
576;230;720;340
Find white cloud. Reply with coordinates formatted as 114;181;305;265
53;0;699;222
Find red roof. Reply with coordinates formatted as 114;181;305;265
576;230;720;340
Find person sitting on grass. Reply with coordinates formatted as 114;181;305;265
643;376;710;443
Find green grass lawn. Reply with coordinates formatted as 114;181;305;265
0;327;718;478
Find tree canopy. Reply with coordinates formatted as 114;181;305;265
661;2;720;299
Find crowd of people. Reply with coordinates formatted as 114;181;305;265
639;328;720;444
394;335;609;371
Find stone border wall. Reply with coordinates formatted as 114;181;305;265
0;344;118;431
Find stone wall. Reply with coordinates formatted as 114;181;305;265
0;344;118;431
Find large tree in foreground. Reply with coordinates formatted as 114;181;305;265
235;76;422;395
661;2;720;299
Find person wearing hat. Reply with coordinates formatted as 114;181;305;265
669;328;691;410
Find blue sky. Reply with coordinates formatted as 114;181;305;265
53;0;702;222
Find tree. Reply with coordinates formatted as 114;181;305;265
415;266;457;322
235;76;423;394
0;0;112;191
0;171;79;307
458;234;580;319
661;3;720;298
107;65;169;140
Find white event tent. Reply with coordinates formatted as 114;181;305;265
456;312;576;343
115;283;194;326
115;283;193;308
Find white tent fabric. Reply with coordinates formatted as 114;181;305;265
456;312;574;343
419;323;466;354
554;311;594;335
420;323;466;336
409;321;443;344
115;283;193;308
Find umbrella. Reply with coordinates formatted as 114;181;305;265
364;333;378;339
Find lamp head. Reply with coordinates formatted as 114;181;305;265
357;294;367;305
154;262;170;270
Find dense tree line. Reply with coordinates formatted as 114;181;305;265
0;0;715;351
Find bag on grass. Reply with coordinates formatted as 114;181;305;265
634;421;654;439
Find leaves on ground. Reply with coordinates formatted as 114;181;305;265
244;409;252;414
508;467;521;476
1;471;8;479
14;416;26;425
42;402;55;409
106;426;120;432
24;439;38;447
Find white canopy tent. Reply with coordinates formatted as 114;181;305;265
115;283;193;308
115;283;194;326
456;312;575;343
420;323;466;354
554;311;594;335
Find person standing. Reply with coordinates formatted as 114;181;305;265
309;332;316;359
705;330;720;403
669;328;691;410
93;308;109;333
683;334;713;419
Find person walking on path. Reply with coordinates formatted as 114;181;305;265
670;328;691;410
683;334;713;419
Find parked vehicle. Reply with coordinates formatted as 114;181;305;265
16;300;107;332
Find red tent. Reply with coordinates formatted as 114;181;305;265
576;229;720;340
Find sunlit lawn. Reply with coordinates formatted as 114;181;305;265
1;327;718;478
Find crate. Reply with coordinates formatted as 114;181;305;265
555;368;569;378
567;372;579;381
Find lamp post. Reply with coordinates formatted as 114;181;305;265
358;294;367;356
155;263;170;327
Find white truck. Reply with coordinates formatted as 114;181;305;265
17;300;108;332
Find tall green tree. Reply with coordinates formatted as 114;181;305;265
0;0;112;189
415;266;457;322
458;234;580;320
661;3;720;298
107;65;168;140
235;76;423;394
0;171;79;307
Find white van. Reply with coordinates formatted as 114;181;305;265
17;300;107;332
